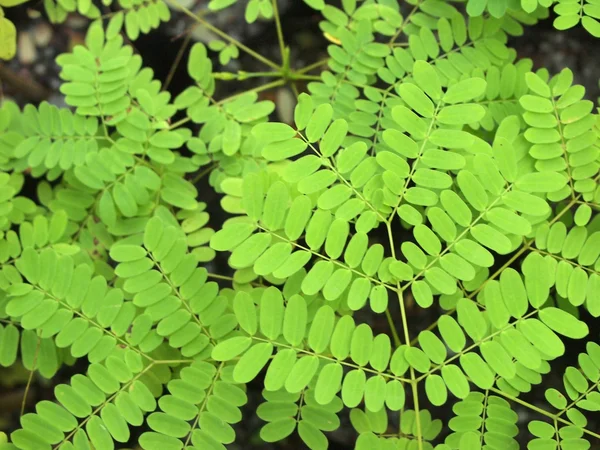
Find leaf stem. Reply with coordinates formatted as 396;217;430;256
163;30;193;92
387;221;423;450
272;0;286;65
165;0;281;70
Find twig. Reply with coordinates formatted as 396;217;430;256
21;337;41;417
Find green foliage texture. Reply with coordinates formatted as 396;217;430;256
1;0;600;449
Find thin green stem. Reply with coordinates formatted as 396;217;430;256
250;335;410;383
168;79;286;131
290;81;300;99
409;173;598;345
56;363;156;447
290;73;393;96
388;1;422;45
21;337;41;416
207;272;236;282
191;164;217;184
272;0;286;64
296;58;329;74
214;71;283;80
165;0;280;70
385;308;402;348
386;221;423;450
488;386;600;440
184;363;223;447
163;31;193;91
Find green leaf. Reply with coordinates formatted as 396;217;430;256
212;337;252;361
285;356;319;393
582;16;600;38
391;106;427;139
545;388;567;409
260;419;296;443
109;245;146;262
437;104;485;125
525;72;551;97
260;287;284;341
252;122;297;143
263;138;308;161
303;0;325;10
499;268;528;318
264;349;296;392
429;129;475;149
418;331;446;364
481;340;517;379
460;353;494;389
484;281;510;329
386;380;405;411
294;93;314;130
515;172;567;193
412;60;442;100
302;261;334;296
262;181;289;230
341;369;366;407
0;15;17;60
499;328;542;371
438;316;465;353
229;233;272;269
208;0;237;10
502;191;550;216
306;103;333;143
364;375;386;412
425;374;448;406
308;305;335;353
459;431;481;450
254;242;292;276
470;224;512;254
320;119;348;157
398;83;434;118
457;170;488;211
405;347;430;373
457;298;487;341
350;324;373;366
539;307;589;339
441;364;470;399
424;267;457;295
443;78;487;103
382;129;419;158
233;342;273;383
283;295;307;346
210;223;256;251
298;421;327;450
519;319;565;359
318;184;352;210
315;363;343;405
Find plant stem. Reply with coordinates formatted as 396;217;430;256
296;57;329;74
163;31;193;92
387;221;424;450
165;0;281;71
488;385;600;440
21;337;41;416
191;164;217;184
168;79;286;130
207;272;236;282
272;0;286;65
385;309;402;348
213;71;283;80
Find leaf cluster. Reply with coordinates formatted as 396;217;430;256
0;1;600;450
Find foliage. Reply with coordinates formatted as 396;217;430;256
0;1;600;450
